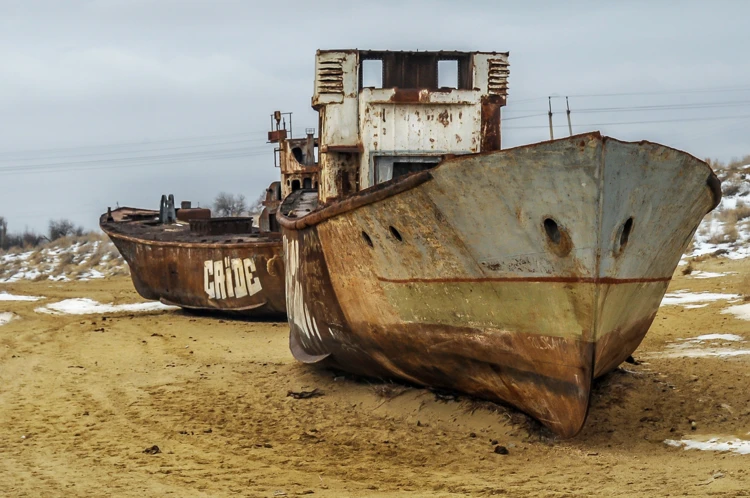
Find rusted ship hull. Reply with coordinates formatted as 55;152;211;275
101;210;286;318
279;133;720;437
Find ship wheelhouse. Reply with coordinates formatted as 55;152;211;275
312;50;510;202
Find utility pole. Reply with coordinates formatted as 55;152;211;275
548;97;554;140
0;216;6;250
566;96;573;137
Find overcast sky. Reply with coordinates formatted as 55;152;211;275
1;0;749;233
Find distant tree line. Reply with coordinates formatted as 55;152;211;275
0;216;88;251
212;191;265;217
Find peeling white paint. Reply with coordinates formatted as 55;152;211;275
285;236;323;347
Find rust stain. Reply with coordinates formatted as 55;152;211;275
389;88;421;103
480;95;502;152
437;110;450;127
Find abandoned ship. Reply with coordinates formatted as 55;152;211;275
101;114;318;318
277;49;721;436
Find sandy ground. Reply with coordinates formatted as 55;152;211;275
1;259;750;497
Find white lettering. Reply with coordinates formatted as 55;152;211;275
224;257;235;298
204;260;215;298
213;261;226;299
231;259;248;298
243;258;262;296
203;257;263;300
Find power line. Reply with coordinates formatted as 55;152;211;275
572;100;750;114
0;144;272;172
504;114;750;130
561;84;750;98
503;99;750;119
502;113;547;121
0;130;270;158
0;137;272;163
0;149;272;176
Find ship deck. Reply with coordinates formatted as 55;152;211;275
100;207;281;246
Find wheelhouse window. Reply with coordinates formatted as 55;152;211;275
360;59;383;88
437;60;458;89
374;155;442;184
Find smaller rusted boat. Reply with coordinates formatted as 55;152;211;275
101;186;286;317
101;113;319;318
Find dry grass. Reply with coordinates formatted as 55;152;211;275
724;223;740;244
706;221;739;245
723;183;742;197
740;275;750;302
1;231;127;282
735;201;750;221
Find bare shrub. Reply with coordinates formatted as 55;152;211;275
684;235;696;255
723;183;741;197
21;230;43;248
707;222;738;245
56;251;75;272
706;231;725;245
681;261;694;275
724;224;739;244
726;154;750;171
735;201;750;221
213;192;247;217
0;216;7;249
741;275;750;302
49;219;85;241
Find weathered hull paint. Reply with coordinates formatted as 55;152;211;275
280;133;720;437
101;213;286;319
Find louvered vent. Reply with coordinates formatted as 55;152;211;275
317;58;344;95
487;58;510;96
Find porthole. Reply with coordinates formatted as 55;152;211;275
389;226;403;242
620;217;633;248
544;218;561;245
614;217;634;256
542;217;572;257
361;231;374;248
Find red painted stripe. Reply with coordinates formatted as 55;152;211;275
376;275;672;285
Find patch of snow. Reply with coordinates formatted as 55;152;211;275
683;304;709;309
0;251;33;264
661;290;741;306
0;312;18;326
665;437;750;455
646;334;747;359
686;174;750;260
689;334;744;342
79;269;106;282
35;298;176;315
721;303;750;321
688;271;732;279
0;292;44;302
650;348;750;359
